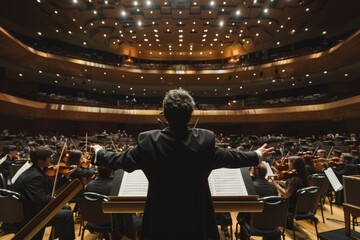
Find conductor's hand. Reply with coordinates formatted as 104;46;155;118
256;143;275;159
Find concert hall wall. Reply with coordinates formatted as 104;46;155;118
1;115;360;137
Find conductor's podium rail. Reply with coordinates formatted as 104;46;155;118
103;195;263;214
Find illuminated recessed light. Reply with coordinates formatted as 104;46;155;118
56;29;59;33
277;41;280;45
306;8;309;11
54;10;58;14
324;71;327;74
18;73;23;77
263;8;268;13
272;79;276;83
292;83;295;86
210;1;215;6
138;21;142;26
322;31;327;35
146;0;151;6
83;42;87;45
236;10;240;16
306;74;309;77
54;80;58;83
309;81;312;84
93;10;97;14
305;28;309;31
121;10;126;16
344;73;348;77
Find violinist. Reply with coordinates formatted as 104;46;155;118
12;146;75;240
66;150;96;184
273;156;309;214
303;154;316;175
316;149;326;158
334;153;357;180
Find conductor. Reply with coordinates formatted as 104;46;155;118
92;88;274;240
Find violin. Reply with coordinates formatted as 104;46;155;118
44;162;74;177
276;169;298;180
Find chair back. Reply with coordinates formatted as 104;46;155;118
309;174;330;197
77;192;111;225
0;188;24;223
8;163;26;179
294;186;321;214
0;173;7;189
251;196;288;229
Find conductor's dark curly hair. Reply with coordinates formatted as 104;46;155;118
163;88;195;127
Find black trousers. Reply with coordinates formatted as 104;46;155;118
32;206;75;240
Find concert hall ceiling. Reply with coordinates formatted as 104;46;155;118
0;0;360;97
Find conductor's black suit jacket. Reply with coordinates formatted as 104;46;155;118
96;127;260;240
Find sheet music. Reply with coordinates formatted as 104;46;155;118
324;167;343;192
118;168;248;196
11;161;32;184
208;168;248;196
118;170;148;196
262;161;275;178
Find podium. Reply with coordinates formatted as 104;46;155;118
104;168;263;213
103;195;264;214
103;168;264;239
319;175;360;240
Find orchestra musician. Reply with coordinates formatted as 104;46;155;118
12;146;75;240
85;166;142;240
92;88;275;240
273;156;309;229
238;163;278;240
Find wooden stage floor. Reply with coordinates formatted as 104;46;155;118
0;199;358;240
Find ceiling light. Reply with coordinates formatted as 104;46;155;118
134;1;138;6
322;31;327;35
83;42;87;45
344;73;348;77
93;10;97;14
37;32;42;36
121;10;126;16
306;8;309;11
323;71;327;74
277;41;280;45
54;10;58;14
146;0;151;6
210;1;215;6
138;21;142;26
263;8;268;13
236;10;240;16
219;21;224;27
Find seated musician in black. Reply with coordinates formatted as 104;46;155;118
12;146;75;240
0;145;18;181
238;163;278;240
85;166;142;240
334;153;357;205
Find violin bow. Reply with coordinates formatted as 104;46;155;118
327;146;334;159
111;139;118;153
70;138;78;150
39;134;46;145
193;117;199;128
85;132;88;153
51;141;68;197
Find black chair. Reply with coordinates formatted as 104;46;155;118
287;186;321;240
309;173;331;223
0;188;25;233
235;196;288;240
77;192;111;240
0;173;7;189
215;212;233;239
